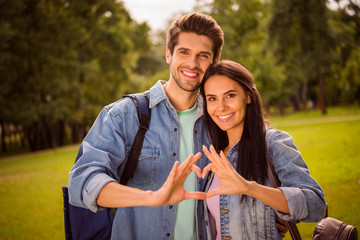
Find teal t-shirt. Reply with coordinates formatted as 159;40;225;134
174;104;197;240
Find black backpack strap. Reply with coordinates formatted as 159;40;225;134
120;93;151;185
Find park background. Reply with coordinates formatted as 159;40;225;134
0;0;359;239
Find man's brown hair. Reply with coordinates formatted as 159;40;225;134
167;13;224;62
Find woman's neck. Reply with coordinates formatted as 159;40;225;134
227;127;243;148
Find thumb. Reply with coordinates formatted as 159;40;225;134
206;188;221;199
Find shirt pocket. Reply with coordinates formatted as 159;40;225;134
125;143;160;187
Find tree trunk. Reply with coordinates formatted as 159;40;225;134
1;120;7;153
42;116;56;149
57;120;65;147
301;82;308;109
317;69;327;115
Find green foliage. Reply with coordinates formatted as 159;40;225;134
0;0;153;151
1;0;359;154
268;0;336;113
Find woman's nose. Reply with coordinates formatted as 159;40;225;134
217;99;227;111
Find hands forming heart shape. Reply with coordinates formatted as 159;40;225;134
151;145;250;206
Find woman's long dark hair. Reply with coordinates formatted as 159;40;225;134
200;60;268;185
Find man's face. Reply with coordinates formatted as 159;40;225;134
166;32;214;92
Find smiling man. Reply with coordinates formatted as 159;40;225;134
68;13;224;240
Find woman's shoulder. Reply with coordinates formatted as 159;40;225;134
265;128;297;152
265;128;292;142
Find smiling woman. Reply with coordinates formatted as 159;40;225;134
198;60;327;240
204;75;251;148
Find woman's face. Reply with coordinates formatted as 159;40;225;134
204;75;251;136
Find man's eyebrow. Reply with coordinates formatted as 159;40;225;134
176;47;190;51
175;47;212;56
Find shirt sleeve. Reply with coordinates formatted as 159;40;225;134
266;129;326;222
68;106;127;212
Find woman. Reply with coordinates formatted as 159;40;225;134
199;60;326;240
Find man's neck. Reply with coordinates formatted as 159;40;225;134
163;81;199;111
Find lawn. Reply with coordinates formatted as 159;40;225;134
269;106;360;239
0;106;359;240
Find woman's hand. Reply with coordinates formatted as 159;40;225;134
202;145;290;214
202;145;251;198
150;152;207;206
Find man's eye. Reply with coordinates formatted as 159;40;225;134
199;54;209;59
180;50;189;55
227;93;235;98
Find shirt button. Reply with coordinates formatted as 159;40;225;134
173;152;176;156
221;209;230;214
205;221;209;226
166;233;171;237
169;205;173;209
174;128;177;131
194;130;198;134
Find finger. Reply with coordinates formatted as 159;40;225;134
191;165;203;179
177;154;194;176
202;145;219;164
209;145;218;155
182;152;201;169
209;145;222;164
181;153;201;177
219;150;227;161
202;163;213;179
185;191;207;200
206;188;221;199
167;161;179;182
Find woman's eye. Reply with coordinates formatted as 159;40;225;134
207;97;216;102
226;93;235;98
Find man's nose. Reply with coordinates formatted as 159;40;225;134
188;55;199;69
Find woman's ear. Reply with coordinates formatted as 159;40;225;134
247;95;251;104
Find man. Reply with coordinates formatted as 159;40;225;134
69;13;224;240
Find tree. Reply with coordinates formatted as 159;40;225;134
268;0;336;114
0;0;153;151
205;0;286;111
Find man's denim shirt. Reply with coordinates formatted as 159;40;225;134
68;81;210;240
200;128;326;240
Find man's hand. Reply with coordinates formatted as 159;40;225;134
150;152;206;206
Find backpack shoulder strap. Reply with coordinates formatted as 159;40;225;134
120;93;151;185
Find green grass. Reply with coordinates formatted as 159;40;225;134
0;146;77;240
270;107;360;240
0;106;359;240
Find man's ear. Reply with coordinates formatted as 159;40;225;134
166;48;171;64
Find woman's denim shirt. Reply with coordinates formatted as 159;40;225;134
200;129;326;240
68;81;211;240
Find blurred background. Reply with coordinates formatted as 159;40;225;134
0;0;359;154
0;0;359;239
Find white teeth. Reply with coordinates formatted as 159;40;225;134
218;113;233;120
183;71;197;77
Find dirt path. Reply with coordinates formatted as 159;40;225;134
272;114;360;127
